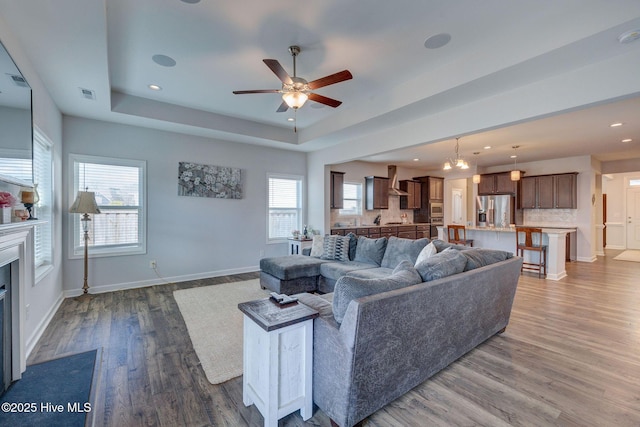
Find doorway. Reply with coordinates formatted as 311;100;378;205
627;187;640;249
452;188;463;224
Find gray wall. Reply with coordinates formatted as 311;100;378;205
62;116;306;293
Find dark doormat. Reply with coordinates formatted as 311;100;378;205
0;348;101;427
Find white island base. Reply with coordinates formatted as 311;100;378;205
439;226;576;281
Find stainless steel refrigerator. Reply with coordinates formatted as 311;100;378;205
476;195;513;227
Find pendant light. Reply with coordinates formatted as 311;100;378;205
510;145;521;181
472;152;481;184
443;138;469;171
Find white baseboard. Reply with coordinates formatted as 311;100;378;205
63;265;260;298
25;292;65;359
604;245;626;250
577;255;598;263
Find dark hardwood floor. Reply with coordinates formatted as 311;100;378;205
28;250;640;426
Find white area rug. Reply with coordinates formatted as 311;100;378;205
173;279;269;384
613;250;640;263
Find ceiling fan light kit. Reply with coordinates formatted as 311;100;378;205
233;45;352;114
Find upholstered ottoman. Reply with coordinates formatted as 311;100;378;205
259;255;328;294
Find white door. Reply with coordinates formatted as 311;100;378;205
452;188;463;224
627;187;640;249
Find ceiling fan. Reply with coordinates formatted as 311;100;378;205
233;45;353;112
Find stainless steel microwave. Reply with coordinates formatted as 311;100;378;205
429;202;443;217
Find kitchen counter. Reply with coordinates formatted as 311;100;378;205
438;225;577;281
330;223;431;240
331;222;430;229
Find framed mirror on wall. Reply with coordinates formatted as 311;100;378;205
0;39;32;186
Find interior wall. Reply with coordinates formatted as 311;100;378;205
0;16;64;355
62;116;306;293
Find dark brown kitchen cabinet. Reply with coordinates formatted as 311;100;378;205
520;173;577;209
330;171;345;209
428;177;444;200
365;176;389;210
478;172;516;195
399;180;421;209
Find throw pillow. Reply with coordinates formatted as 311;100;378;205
380;237;429;268
432;238;469;253
310;235;324;257
332;260;423;324
460;248;513;271
321;235;350;261
414;241;437;266
414;247;467;282
353;236;388;266
345;232;358;261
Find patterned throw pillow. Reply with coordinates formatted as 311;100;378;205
310;235;324;257
321;235;350;261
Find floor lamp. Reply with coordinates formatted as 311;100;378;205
69;190;101;299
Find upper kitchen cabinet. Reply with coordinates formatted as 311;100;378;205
412;176;444;222
478;172;517;195
520;173;577;209
399;180;421;209
428;177;444;201
365;176;389;210
330;171;345;209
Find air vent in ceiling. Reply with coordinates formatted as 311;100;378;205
79;87;96;100
8;74;29;88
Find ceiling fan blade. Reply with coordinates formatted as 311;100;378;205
263;59;293;85
308;92;342;108
233;89;281;94
276;101;289;113
307;70;353;90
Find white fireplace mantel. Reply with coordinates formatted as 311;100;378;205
0;221;40;379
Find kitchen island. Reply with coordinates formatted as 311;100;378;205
438;225;577;281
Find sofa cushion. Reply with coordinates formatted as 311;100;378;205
260;255;327;280
310;234;324;257
432;239;470;253
332;260;423;323
380;237;429;268
321;235;351;261
414;247;467;282
345;267;394;279
319;260;379;281
460;248;513;271
346;232;358;260
414;241;437;266
353;236;388;266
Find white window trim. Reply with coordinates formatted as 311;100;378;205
266;173;304;244
339;181;363;216
68;153;147;259
34;126;54;283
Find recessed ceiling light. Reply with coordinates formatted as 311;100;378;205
287;117;295;122
618;29;640;44
180;0;201;3
610;122;623;127
424;33;452;49
152;54;177;67
148;84;162;91
413;158;420;162
622;138;633;143
483;146;492;150
510;155;517;159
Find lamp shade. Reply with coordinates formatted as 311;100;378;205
69;191;101;214
282;91;308;109
472;174;481;184
510;170;521;181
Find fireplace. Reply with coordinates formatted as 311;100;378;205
0;224;36;391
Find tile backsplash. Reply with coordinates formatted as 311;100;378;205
330;195;415;228
523;209;577;226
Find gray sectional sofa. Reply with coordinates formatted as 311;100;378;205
258;235;522;427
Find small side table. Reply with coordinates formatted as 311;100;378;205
288;237;313;255
238;298;319;427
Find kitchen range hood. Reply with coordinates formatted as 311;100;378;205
388;165;409;196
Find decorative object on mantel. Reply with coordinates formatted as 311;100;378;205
20;185;39;220
443;137;469;171
510;146;521;181
0;191;17;224
69;189;101;299
178;162;242;199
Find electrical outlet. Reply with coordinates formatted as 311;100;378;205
149;260;157;269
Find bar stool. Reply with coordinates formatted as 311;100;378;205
515;227;547;278
447;225;473;247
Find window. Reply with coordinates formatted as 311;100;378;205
630;179;640;187
33;128;53;278
339;182;362;216
268;174;302;241
70;154;146;257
